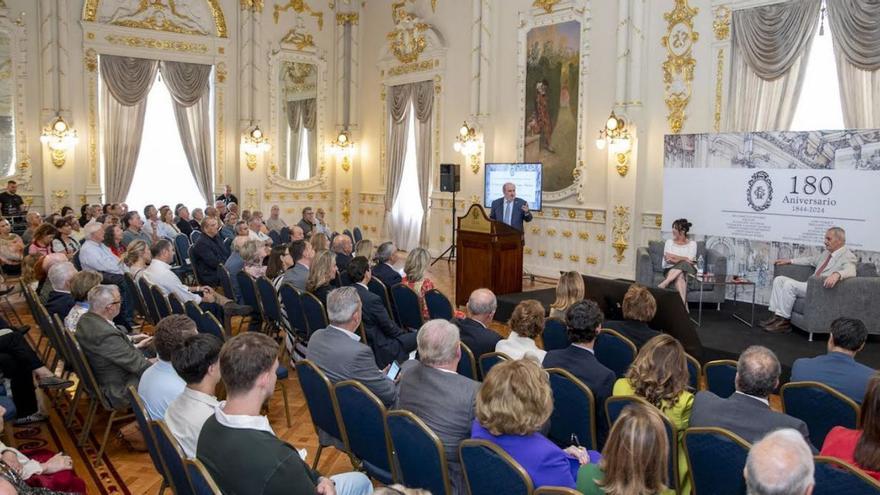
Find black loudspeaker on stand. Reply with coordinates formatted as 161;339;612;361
433;163;460;266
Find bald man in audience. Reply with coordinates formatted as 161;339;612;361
454;289;502;365
333;234;354;272
290;225;305;242
372;242;402;288
745;429;815;495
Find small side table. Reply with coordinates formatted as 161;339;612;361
687;273;757;327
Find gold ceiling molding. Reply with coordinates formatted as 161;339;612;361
533;0;560;13
387;2;430;64
241;0;264;12
105;34;209;54
713;5;731;41
280;28;315;50
387;59;437;77
273;0;324;30
336;12;358;25
661;0;699;134
82;0;228;38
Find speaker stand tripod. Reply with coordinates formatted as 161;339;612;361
432;189;457;266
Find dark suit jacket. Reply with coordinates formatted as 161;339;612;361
45;290;75;320
216;193;239;205
543;345;615;443
455;317;501;363
176;219;194;237
354;283;414;368
311;284;333;308
75;312;151;409
336;252;353;273
689;391;811;446
191;233;230;287
372;263;402;289
297;219;314;237
791;352;874;404
397;361;479;493
489;197;533;231
603;320;661;349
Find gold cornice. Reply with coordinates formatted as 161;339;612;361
387;59;437;77
336;12;358;25
533;0;560;13
81;0;228;38
274;0;324;30
105;34;209;54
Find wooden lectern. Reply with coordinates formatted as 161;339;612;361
455;204;524;307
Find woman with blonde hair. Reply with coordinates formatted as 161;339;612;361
20;254;43;291
577;402;671;495
496;299;547;362
550;271;584;319
122;239;151;280
604;284;660;349
354;239;374;262
472;358;594;489
310;231;329;252
239;239;268;279
306;249;337;306
403;247;436;319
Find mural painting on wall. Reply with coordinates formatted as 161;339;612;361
523;20;579;192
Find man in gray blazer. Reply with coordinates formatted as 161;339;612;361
690;346;811;447
306;286;397;407
397;319;479;494
75;285;154;409
764;226;857;333
274;240;314;291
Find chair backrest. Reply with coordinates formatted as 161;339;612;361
185;458;222;495
189;230;202;244
685;353;701;390
124;272;151;323
268;230;281;245
781;381;860;449
334;380;395;484
424;289;453;320
173;234;192;268
459;439;534;495
185;301;206;330
301;291;329;338
150;285;173;319
294;360;344;446
188;245;202;286
71;250;82;270
386;410;452;495
127;386;170;485
279;227;291;244
546;368;597;450
217;264;236;302
703;360;738;399
457;342;478;380
479;352;510;379
684;427;751;495
151;419;195;495
200;313;226;341
51;314;75;365
343;229;353;243
390;283;423;330
139;276;162;325
64;328;111;410
542;318;569;351
594;328;638;378
235;271;261;315
278;284;308;340
352;226;363;243
813;456;880;495
367;278;395;321
255;276;282;325
533;488;582;495
168;293;186;315
34;302;61;359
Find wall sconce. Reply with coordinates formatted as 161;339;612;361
241;123;270;171
452;121;483;174
331;128;355;172
40;115;78;168
595;111;633;177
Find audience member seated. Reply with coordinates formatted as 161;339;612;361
745;429;815;495
820;372;880;480
44;262;77;320
763;226;856;334
690;345;810;445
315;207;331;236
306;249;337;306
791;317;873;404
311;230;329;252
289;225;304;241
348;256;417;368
612;333;693;491
27;224;56;256
160;207;181;238
333;234;354;272
142;204;177;241
21;211;42;246
577;402;670;495
51;216;80;256
122;240;151;282
274;240;313;291
372;241;402;288
265;244;290;280
455;288;502;362
219;212;237;243
191;216;230;287
0;327;72;425
190;208;204;231
64;270;102;333
103;223;124;257
166;334;223;458
215;185;238;206
121;211;156;248
307;287;398;407
265;205;287;233
355;239;373;261
397;319;479;493
496;299;546;362
76;285;153;410
549;271;584;319
79;223;124;277
37;253;68;303
198;332;372;495
297;206;317;237
657;218;697;307
0;217;23;274
223;236;248;303
138;315;198;420
403;247;436;320
175;206;195;237
604;284;661;349
471;358;592;489
247;216;272;246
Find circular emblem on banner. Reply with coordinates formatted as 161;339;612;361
747;171;773;212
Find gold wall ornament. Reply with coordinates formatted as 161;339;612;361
525;247;533;255
245;189;258;210
611;206;631;264
533;0;560;13
714;48;725;132
584;210;593;221
597;233;606;242
538;250;546;257
546;228;557;237
439;235;446;243
84;49;97;72
655;214;663;228
104;34;208;54
341;189;351;225
578;231;589;240
470;154;481;175
713;5;731;41
569;255;580;263
336;12;358;25
616;150;630;177
244;152;258;171
470;195;480;205
241;0;264;12
661;0;699;134
586;256;598;265
387;4;430;64
552;208;560;218
280;29;315;49
530;227;541;235
568;209;577;219
215;62;227;83
553;252;563;260
273;0;323;29
82;0;227;37
562;230;572;238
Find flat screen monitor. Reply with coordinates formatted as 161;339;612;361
483;162;543;211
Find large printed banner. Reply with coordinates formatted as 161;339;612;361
663;168;879;250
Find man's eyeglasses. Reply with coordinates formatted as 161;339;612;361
109;300;122;306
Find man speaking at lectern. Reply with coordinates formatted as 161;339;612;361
489;183;533;231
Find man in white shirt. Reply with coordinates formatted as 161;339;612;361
141;204;178;241
165;333;223;458
247;216;272;245
79;223;124;276
138;314;198;420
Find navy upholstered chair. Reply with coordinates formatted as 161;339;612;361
279;284;308;341
217;264;236;303
294;360;347;469
686;353;701;390
128;386;170;494
352;227;363;243
279;227;291;244
533;488;581;495
301;291;329;336
459;439;533;495
268;230;281;245
188;246;202;286
235;271;261;330
391;283;423;330
684;427;750;495
387;410;452;495
367;278;396;322
172;234;193;278
457;342;478;380
781;381;860;449
168;292;186;315
424;289;453;320
151;419;194;495
542;318;569;352
150;285;173;319
138;277;162;326
255;276;283;334
189;230;202;245
703;360;738;398
124;273;152;326
185;301;206;331
199;313;226;341
595;328;637;378
334;380;395;484
479;352;509;380
185;458;222;495
546;368;597;450
813;456;880;495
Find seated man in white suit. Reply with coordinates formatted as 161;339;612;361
762;226;856;334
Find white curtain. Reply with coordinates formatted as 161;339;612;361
725;0;821;131
389;106;423;251
284;98;317;179
827;0;880;128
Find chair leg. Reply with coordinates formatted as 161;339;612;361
157;480;168;495
78;399;98;446
65;386;82;427
279;381;291;428
95;410;118;465
311;445;324;470
809;332;813;342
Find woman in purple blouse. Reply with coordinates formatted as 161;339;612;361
471;358;598;489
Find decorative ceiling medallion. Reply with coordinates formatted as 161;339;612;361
273;0;324;30
386;2;429;64
661;0;699;134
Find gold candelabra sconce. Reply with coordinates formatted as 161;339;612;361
453;121;483;174
40;115;78;168
242;124;270;171
596;110;634;178
331;129;355;172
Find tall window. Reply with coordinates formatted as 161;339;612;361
390;103;424;251
790;20;845;131
296;129;311;180
124;75;206;214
